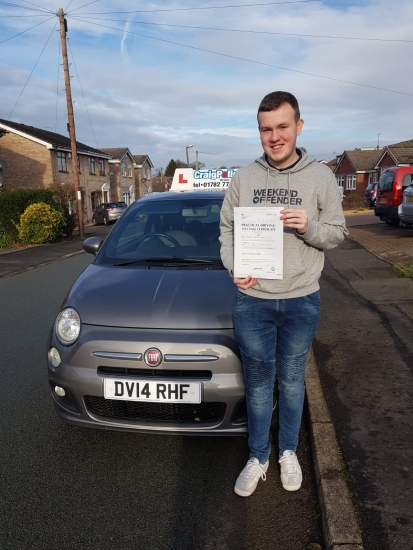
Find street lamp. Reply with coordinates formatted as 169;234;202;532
186;144;193;167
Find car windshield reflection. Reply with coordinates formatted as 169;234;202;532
96;196;224;266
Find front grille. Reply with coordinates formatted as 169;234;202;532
85;396;226;424
97;367;212;380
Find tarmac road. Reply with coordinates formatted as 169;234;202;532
0;253;323;550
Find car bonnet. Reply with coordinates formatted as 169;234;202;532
65;264;236;329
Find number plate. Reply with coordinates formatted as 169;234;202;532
379;197;387;203
406;196;413;202
104;379;201;404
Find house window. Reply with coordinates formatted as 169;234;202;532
346;175;357;190
368;172;378;184
88;157;96;174
121;162;126;177
336;176;344;188
98;159;105;174
122;190;130;204
57;151;67;172
128;163;132;177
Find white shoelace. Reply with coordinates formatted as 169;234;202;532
241;459;267;481
279;451;299;475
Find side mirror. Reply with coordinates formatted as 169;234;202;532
83;236;103;255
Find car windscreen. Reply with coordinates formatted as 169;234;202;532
378;171;394;192
96;197;224;265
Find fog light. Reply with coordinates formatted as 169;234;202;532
55;386;66;397
48;347;61;368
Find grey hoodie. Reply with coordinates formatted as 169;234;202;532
219;148;348;299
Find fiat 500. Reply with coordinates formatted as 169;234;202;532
48;191;267;435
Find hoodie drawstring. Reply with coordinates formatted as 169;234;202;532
266;167;291;209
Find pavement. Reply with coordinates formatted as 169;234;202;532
1;211;412;550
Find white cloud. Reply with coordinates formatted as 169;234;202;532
1;0;413;169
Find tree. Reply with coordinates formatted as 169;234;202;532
164;159;177;177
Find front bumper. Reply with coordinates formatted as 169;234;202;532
48;324;248;435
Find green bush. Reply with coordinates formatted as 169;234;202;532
0;188;57;241
18;202;66;244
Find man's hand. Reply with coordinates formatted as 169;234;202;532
280;208;308;234
233;275;258;289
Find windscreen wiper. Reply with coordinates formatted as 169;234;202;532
113;257;222;266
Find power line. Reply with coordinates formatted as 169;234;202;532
72;18;413;98
19;0;55;13
68;16;413;44
67;0;100;14
70;0;321;15
67;38;99;148
8;19;58;119
0;15;55;45
0;14;53;17
0;1;52;13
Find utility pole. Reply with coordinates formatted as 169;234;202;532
195;150;199;170
58;8;84;239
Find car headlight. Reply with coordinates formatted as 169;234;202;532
55;307;81;346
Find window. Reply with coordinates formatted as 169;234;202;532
121;162;126;177
98;159;105;174
336;176;344;188
57;151;67;172
346;175;357;191
368;172;378;184
402;174;413;187
128;163;132;177
88;157;96;174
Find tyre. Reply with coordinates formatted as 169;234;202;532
103;216;108;226
93;216;97;226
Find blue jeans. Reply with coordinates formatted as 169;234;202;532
233;290;320;463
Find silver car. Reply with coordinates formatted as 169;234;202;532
92;202;128;225
399;183;413;227
48;192;273;435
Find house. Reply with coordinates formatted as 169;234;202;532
334;148;383;196
99;148;137;205
325;158;337;172
0;118;111;222
375;139;413;173
133;155;153;196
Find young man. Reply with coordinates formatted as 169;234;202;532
219;91;348;497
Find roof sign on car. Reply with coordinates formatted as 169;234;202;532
170;168;237;192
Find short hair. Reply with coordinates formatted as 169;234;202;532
257;91;300;123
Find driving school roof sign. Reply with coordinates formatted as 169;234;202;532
170;168;237;192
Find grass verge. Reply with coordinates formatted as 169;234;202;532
394;263;413;279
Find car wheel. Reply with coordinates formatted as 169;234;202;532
103;216;108;226
93;216;97;226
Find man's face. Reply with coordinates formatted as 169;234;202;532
258;103;304;169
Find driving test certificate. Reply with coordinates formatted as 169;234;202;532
233;207;283;280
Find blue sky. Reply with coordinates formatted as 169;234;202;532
1;0;412;171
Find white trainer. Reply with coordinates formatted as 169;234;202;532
278;450;302;491
234;458;269;497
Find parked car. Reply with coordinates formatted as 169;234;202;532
375;167;413;225
47;192;277;435
364;182;378;208
398;183;413;227
92;202;128;225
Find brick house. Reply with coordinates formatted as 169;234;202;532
0;118;111;222
100;148;137;205
334;148;383;196
132;155;153;196
375;139;413;173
